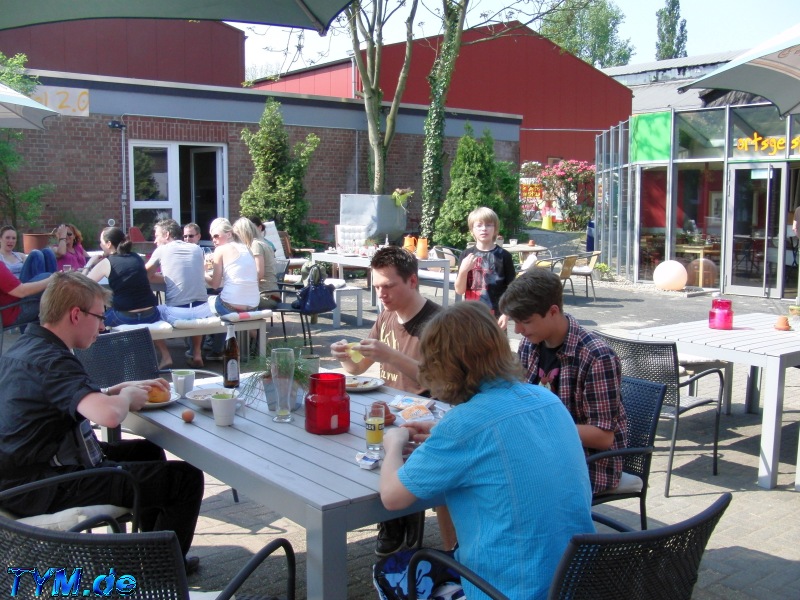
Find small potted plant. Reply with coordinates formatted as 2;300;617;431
238;340;317;410
595;262;613;281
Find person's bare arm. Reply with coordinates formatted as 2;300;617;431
8;275;52;298
52;225;68;258
205;248;224;288
576;424;614;450
86;258;110;282
77;378;169;428
453;253;476;295
357;338;421;383
380;427;417;510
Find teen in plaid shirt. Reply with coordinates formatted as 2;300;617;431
500;268;626;493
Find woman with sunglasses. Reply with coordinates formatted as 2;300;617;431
204;218;259;360
86;227;172;368
52;223;90;271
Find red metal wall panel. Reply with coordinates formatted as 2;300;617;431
253;61;353;98
257;24;631;165
0;20;244;87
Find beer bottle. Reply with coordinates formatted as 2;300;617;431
222;324;240;389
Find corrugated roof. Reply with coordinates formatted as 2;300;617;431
628;81;705;114
602;50;745;77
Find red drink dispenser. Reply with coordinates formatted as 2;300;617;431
305;373;350;434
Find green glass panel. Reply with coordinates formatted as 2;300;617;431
630;112;671;163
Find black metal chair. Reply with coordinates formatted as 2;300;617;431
595;332;724;497
0;297;40;355
398;493;731;600
0;516;296;600
590;377;666;530
73;328;238;500
0;467;141;533
548;493;732;600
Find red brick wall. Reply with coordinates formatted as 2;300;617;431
8;114;517;243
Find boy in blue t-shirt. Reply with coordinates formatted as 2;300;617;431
454;207;516;329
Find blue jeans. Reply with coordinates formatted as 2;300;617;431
104;306;161;328
19;249;57;283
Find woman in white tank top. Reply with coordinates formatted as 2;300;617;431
205;218;259;313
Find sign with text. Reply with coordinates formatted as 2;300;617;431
31;86;90;116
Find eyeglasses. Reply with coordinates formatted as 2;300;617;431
211;233;222;239
183;234;197;239
66;232;75;237
80;308;105;323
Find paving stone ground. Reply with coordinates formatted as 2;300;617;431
58;277;800;598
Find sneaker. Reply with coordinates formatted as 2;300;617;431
375;517;406;557
204;352;224;362
404;511;424;549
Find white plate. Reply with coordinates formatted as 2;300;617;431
345;376;385;392
141;392;180;410
185;387;233;410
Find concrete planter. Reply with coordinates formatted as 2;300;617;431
339;194;407;244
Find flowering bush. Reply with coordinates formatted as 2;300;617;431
538;160;596;231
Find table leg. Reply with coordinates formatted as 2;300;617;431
757;358;784;489
746;366;761;414
259;321;267;358
305;503;349;600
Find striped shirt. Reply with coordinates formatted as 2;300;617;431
518;313;626;493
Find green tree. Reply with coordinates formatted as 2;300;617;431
433;125;522;247
655;0;687;60
540;0;634;67
240;98;320;244
0;52;53;231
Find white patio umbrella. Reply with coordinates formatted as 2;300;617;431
678;22;800;116
0;82;57;130
0;0;354;35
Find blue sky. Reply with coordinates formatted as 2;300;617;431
231;0;799;72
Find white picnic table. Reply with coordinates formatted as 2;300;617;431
632;312;800;491
123;374;444;599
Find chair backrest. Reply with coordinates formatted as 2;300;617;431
128;226;146;242
577;250;601;270
0;516;190;600
548;492;732;600
558;255;579;280
595;331;681;409
619;377;667;478
335;224;368;249
278;230;294;257
263;220;287;260
74;328;160;388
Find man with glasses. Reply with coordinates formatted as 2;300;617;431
183;223;201;244
146;219;210;367
0;272;204;574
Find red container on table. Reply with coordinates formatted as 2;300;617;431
305;373;350;434
709;298;733;330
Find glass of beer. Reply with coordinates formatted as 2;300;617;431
364;402;385;458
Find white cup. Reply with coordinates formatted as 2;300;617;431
62;265;72;273
211;393;245;426
172;370;195;397
509;238;518;246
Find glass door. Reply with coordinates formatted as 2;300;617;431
724;163;787;297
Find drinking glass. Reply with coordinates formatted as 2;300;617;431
364;402;385;458
271;348;295;423
62;265;72;273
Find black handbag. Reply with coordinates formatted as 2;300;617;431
292;264;337;314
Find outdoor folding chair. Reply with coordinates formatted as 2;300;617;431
571;250;601;299
595;332;724;497
0;517;296;600
556;255;579;296
549;493;732;599
591;377;667;529
267;259;315;352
